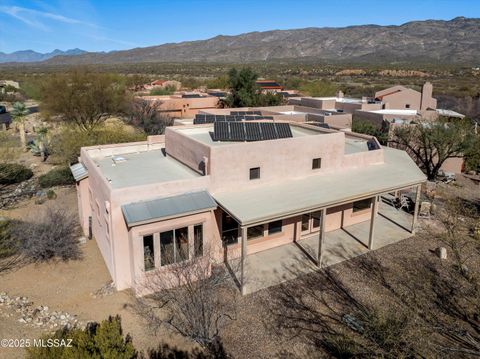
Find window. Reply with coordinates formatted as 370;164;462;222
301;214;310;231
222;212;239;245
268;220;283;235
249;167;260;180
247;225;264;240
175;227;189;261
302;211;323;234
353;198;372;213
312;211;322;229
143;235;154;271
160;230;174;266
194;224;203;257
405;104;411;109
312;158;322;170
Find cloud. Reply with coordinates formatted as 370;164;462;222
0;5;98;31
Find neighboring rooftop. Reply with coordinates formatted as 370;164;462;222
368;109;419;116
93;149;200;189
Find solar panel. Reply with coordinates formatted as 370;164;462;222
275;123;293;138
212;122;292;142
213;122;229;141
245;122;261;141
253;111;262;115
229;122;245;141
260;123;277;140
193;118;205;124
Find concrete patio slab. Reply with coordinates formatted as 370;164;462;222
238;202;413;294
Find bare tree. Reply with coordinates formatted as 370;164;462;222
132;244;237;356
12;206;81;262
126;98;174;135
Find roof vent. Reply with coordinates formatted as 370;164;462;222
112;156;127;164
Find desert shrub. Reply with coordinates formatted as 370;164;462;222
0;219;18;259
0;163;33;185
46;189;57;199
0;133;21;163
126;98;174;135
12;207;80;261
39;167;75;188
50;124;146;164
26;315;137;359
149;85;176;96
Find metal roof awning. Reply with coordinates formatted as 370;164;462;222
69;163;88;182
212;147;427;226
122;190;217;227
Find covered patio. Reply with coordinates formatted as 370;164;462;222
239;201;414;294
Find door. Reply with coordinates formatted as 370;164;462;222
301;211;322;236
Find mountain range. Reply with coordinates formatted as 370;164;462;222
0;48;86;63
2;17;480;65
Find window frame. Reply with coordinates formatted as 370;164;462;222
312;158;322;170
268;220;283;235
249;167;261;180
352;198;372;213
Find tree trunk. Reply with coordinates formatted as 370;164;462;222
18;122;26;150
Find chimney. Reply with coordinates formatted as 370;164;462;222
421;82;434;111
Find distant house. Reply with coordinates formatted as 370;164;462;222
256;80;283;92
374;82;437;113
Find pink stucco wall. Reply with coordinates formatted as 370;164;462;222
75;123;392;292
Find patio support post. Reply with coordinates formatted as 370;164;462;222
316;208;326;267
240;226;247;295
411;184;421;234
368;196;378;250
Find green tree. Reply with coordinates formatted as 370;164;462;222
352;119;389;145
41;69;127;132
391;117;476;180
224;67;282;107
10;101;30;149
464;133;480;173
26;315;137;359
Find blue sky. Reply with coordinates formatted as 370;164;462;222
1;0;479;53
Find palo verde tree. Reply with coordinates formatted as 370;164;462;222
224;67;282;107
10;101;30;149
41;69;127;132
390;117;476;180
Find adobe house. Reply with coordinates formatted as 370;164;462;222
71;122;426;295
140;93;220;118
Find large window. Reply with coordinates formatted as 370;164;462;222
194;224;203;257
175;227;189;262
249;167;260;180
143;235;155;271
268;220;283;235
353;198;372;213
247;225;264;240
222;212;239;245
160;230;174;266
301;214;310;231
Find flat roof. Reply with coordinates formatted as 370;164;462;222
345;138;369;154
93;149;201;189
173;124;323;146
213;147;426;226
368;109;418;116
122;191;216;227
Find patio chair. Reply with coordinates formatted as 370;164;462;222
381;193;397;208
398;194;410;212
